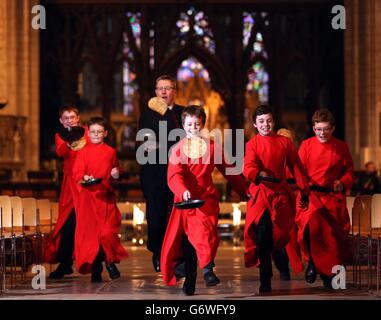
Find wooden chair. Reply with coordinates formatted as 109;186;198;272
346;196;355;226
351;195;373;289
0;196;13;293
9;196;28;285
0;196;12;290
21;198;42;264
37;199;52;235
51;202;59;227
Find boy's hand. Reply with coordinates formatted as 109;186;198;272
258;171;268;177
111;167;120;179
183;190;191;201
333;180;344;193
83;174;93;181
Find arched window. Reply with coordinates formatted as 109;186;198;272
175;7;216;53
122;12;141;116
243;12;269;104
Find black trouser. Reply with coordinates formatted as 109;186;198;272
256;211;274;280
274;247;290;274
256;211;290;278
182;235;198;277
144;184;174;258
92;246;105;274
304;225;312;260
56;210;76;268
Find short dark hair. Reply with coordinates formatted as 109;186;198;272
181;105;206;126
59;106;79;117
88;116;108;131
312;108;335;126
155;75;177;90
252;104;274;123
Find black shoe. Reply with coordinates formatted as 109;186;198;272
152;255;160;272
183;274;197;296
305;260;317;284
204;270;220;287
259;278;272;293
280;272;291;281
106;263;121;280
321;275;333;289
175;262;186;281
49;264;73;279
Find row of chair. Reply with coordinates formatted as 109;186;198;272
0;195;59;294
346;194;381;294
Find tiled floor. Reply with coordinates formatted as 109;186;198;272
0;243;380;300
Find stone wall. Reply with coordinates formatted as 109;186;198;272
0;0;40;178
345;0;381;170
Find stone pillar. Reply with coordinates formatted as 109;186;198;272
0;0;40;178
345;0;381;170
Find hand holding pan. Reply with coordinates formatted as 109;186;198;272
174;199;205;210
80;177;103;187
58;125;85;143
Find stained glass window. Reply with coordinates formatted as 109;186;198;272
243;12;269;103
176;7;216;53
123;12;141;116
247;62;269;103
177;56;210;83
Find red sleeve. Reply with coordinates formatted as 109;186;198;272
286;140;310;195
243;139;261;183
298;140;307;168
167;144;188;199
215;143;248;197
55;133;70;157
72;149;86;183
339;142;355;191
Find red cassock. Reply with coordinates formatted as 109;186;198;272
72;143;128;274
243;133;309;272
295;136;354;276
283;167;304;273
44;127;89;263
161;139;248;286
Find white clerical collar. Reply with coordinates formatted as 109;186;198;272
168;105;174;110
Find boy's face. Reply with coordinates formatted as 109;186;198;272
60;111;80;128
88;123;107;144
313;121;334;143
155;80;176;106
254;113;274;136
183;115;204;138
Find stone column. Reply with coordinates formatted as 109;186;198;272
345;0;381;169
0;0;40;177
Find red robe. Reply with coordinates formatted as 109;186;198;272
44;127;89;263
283;167;304;273
72;142;128;274
243;133;309;272
295;136;354;276
161;138;248;286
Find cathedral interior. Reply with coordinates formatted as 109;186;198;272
0;0;352;181
1;0;378;181
1;0;381;301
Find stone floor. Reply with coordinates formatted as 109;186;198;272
0;243;380;300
